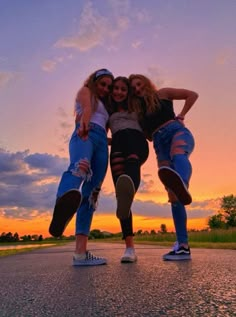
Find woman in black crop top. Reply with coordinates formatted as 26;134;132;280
129;73;198;261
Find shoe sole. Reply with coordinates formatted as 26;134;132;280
116;175;135;219
163;254;191;261
121;257;137;263
73;260;107;266
158;167;192;205
49;189;81;237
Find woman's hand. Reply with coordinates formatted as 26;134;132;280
175;114;185;125
77;122;89;140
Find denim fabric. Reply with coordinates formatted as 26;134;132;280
56;122;108;235
153;120;195;244
153;120;194;185
171;201;188;244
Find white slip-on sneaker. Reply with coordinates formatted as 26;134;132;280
121;247;137;263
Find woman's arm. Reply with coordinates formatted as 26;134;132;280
158;88;199;119
76;86;92;140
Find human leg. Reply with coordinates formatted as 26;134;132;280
120;212;137;263
170;128;195;186
73;125;108;265
110;130;148;219
154;123;194;205
124;130;149;191
153;124;191;259
110;145;135;220
49;127;93;237
162;196;191;261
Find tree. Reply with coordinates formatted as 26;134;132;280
160;224;167;234
13;232;19;242
89;229;103;239
208;194;236;229
208;213;225;229
221;195;236;227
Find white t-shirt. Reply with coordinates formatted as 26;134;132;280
75;99;109;130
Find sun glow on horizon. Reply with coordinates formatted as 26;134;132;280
0;212;210;238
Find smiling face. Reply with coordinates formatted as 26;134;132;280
95;76;113;99
112;79;129;103
130;77;146;97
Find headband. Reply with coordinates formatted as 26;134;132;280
94;69;114;81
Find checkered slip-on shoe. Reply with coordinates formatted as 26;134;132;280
73;251;107;266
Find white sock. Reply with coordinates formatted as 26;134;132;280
74;253;86;260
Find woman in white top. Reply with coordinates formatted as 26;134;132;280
49;69;114;266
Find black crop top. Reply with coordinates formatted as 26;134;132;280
139;97;175;137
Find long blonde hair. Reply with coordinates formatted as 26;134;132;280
128;74;160;116
75;69;114;113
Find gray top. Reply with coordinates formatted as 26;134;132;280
109;111;142;135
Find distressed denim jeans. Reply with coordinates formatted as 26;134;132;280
153;120;195;243
56;122;108;235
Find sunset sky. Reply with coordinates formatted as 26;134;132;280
0;0;235;238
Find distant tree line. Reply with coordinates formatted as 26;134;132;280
0;232;43;243
1;195;235;242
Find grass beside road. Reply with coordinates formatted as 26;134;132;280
101;238;236;250
100;228;236;250
0;240;70;257
1;229;236;257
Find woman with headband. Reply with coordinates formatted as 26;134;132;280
49;68;114;266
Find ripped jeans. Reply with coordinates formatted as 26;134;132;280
153;120;195;244
56;122;108;236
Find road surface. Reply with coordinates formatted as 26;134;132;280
0;242;235;316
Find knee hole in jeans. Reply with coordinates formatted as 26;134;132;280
111;153;125;176
71;158;93;180
89;186;101;210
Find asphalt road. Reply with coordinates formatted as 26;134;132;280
0;242;235;317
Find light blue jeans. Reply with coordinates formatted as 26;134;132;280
153;120;195;244
56;122;108;236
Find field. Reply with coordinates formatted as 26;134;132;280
1;229;236;257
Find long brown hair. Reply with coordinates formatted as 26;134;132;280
128;74;160;116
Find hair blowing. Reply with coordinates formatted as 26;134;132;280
128;74;160;116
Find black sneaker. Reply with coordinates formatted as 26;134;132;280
163;243;191;261
158;166;192;205
49;189;81;237
115;175;135;219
